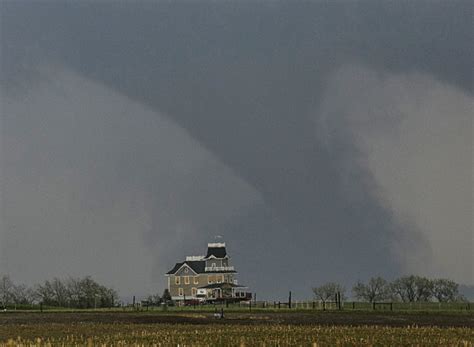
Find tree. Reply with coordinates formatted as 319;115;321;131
35;276;118;308
34;280;56;306
11;284;35;305
146;293;161;306
352;277;390;302
312;282;345;303
390;275;433;302
432;279;459;302
50;278;69;307
413;276;433;302
162;288;172;303
0;275;14;307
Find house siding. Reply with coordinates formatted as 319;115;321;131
169;274;207;298
168;272;235;298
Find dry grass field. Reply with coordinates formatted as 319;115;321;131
0;311;473;346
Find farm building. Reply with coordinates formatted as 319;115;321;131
165;242;251;303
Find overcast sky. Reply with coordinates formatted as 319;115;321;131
1;1;472;300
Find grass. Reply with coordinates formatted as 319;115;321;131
1;323;473;346
0;310;472;346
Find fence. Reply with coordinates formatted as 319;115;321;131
212;300;472;312
1;301;471;312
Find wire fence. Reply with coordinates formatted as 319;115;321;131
2;300;471;312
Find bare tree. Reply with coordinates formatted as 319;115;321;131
432;279;459;302
352;277;390;302
413;276;433;302
12;284;35;305
34;276;117;308
65;277;82;307
34;281;55;305
0;275;14;307
50;278;69;307
312;282;345;303
390;275;433;302
146;293;162;306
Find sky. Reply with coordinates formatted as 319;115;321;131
0;1;472;300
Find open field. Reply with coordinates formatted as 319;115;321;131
1;311;473;346
1;323;473;346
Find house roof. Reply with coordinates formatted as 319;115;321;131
165;260;206;275
205;246;227;259
166;262;184;275
165;260;236;275
166;242;232;275
199;282;246;289
204;269;237;274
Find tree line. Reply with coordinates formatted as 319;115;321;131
313;276;466;303
144;288;172;306
0;275;118;309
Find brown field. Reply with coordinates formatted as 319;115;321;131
1;310;473;327
1;311;473;346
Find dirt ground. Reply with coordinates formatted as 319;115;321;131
1;310;472;327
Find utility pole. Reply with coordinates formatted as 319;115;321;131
289;291;292;309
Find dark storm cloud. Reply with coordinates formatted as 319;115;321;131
1;1;472;298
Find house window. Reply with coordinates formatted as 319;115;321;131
175;276;180;285
194;276;199;284
208;275;215;284
184;276;190;285
184;267;189;273
217;275;223;283
192;288;197;296
178;288;184;296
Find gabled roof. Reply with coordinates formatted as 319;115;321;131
166;260;205;275
186;261;205;273
166;262;184;275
